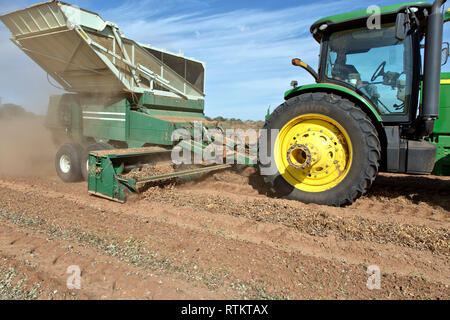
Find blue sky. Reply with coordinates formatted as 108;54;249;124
0;0;449;120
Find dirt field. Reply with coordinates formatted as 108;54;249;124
0;165;448;300
0;114;448;300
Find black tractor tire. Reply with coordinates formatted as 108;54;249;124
260;92;381;206
55;143;84;183
81;142;114;181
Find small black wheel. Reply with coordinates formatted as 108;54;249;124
55;143;84;183
81;142;114;181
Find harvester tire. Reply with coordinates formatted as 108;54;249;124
260;92;381;206
81;142;114;181
55;143;84;183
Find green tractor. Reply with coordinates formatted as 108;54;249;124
262;0;450;206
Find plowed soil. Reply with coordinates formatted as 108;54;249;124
0;166;448;300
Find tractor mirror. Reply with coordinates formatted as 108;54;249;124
395;13;409;41
442;43;449;66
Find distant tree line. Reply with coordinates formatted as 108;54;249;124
0;103;35;119
205;116;265;130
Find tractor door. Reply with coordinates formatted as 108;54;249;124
321;24;420;123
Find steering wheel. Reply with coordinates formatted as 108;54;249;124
371;61;386;82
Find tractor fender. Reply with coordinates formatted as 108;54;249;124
284;83;387;167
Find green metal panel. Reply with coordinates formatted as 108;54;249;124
142;108;205;120
284;83;382;122
430;73;450;175
87;154;132;202
433;73;450;134
87;148;235;202
71;93;208;148
45;94;84;143
45;95;64;129
445;8;450;22
139;93;204;112
82;98;128;142
126;97;208;147
127;110;175;146
431;135;450;175
71;99;83;143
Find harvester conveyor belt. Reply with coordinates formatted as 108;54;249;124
129;164;232;187
87;146;234;203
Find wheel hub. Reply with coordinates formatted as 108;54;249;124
286;144;312;169
60;154;71;174
275;114;352;192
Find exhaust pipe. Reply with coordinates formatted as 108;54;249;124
420;0;446;135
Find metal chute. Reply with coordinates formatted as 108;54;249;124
0;1;205;100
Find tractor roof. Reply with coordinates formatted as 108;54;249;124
310;1;432;42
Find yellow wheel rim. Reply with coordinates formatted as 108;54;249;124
274;114;353;192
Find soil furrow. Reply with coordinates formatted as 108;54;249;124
0;180;448;299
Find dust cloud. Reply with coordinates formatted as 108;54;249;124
0;105;56;177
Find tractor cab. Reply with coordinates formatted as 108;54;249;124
291;1;448;128
322;24;416;120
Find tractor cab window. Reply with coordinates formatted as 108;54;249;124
325;24;413;116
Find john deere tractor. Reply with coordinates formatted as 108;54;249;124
262;0;450;206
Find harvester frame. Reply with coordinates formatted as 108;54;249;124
0;0;240;200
